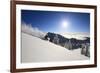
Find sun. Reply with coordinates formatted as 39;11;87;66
62;20;69;28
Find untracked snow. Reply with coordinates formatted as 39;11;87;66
21;32;89;63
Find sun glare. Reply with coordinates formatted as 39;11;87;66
62;20;69;28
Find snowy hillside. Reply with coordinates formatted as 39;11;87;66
21;32;89;63
21;23;46;39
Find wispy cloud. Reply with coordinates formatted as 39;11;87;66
21;23;46;39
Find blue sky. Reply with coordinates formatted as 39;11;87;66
21;10;90;33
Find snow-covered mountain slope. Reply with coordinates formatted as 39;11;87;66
21;32;89;63
21;23;46;39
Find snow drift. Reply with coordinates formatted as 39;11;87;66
21;23;46;39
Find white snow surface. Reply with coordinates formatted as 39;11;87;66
21;32;89;63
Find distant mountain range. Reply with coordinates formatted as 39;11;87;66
44;32;90;49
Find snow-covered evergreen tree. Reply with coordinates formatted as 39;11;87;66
81;43;90;57
64;41;69;48
64;40;72;50
85;43;90;57
68;40;72;50
53;34;59;44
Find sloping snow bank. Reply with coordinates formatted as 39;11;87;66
21;23;46;39
21;32;89;63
